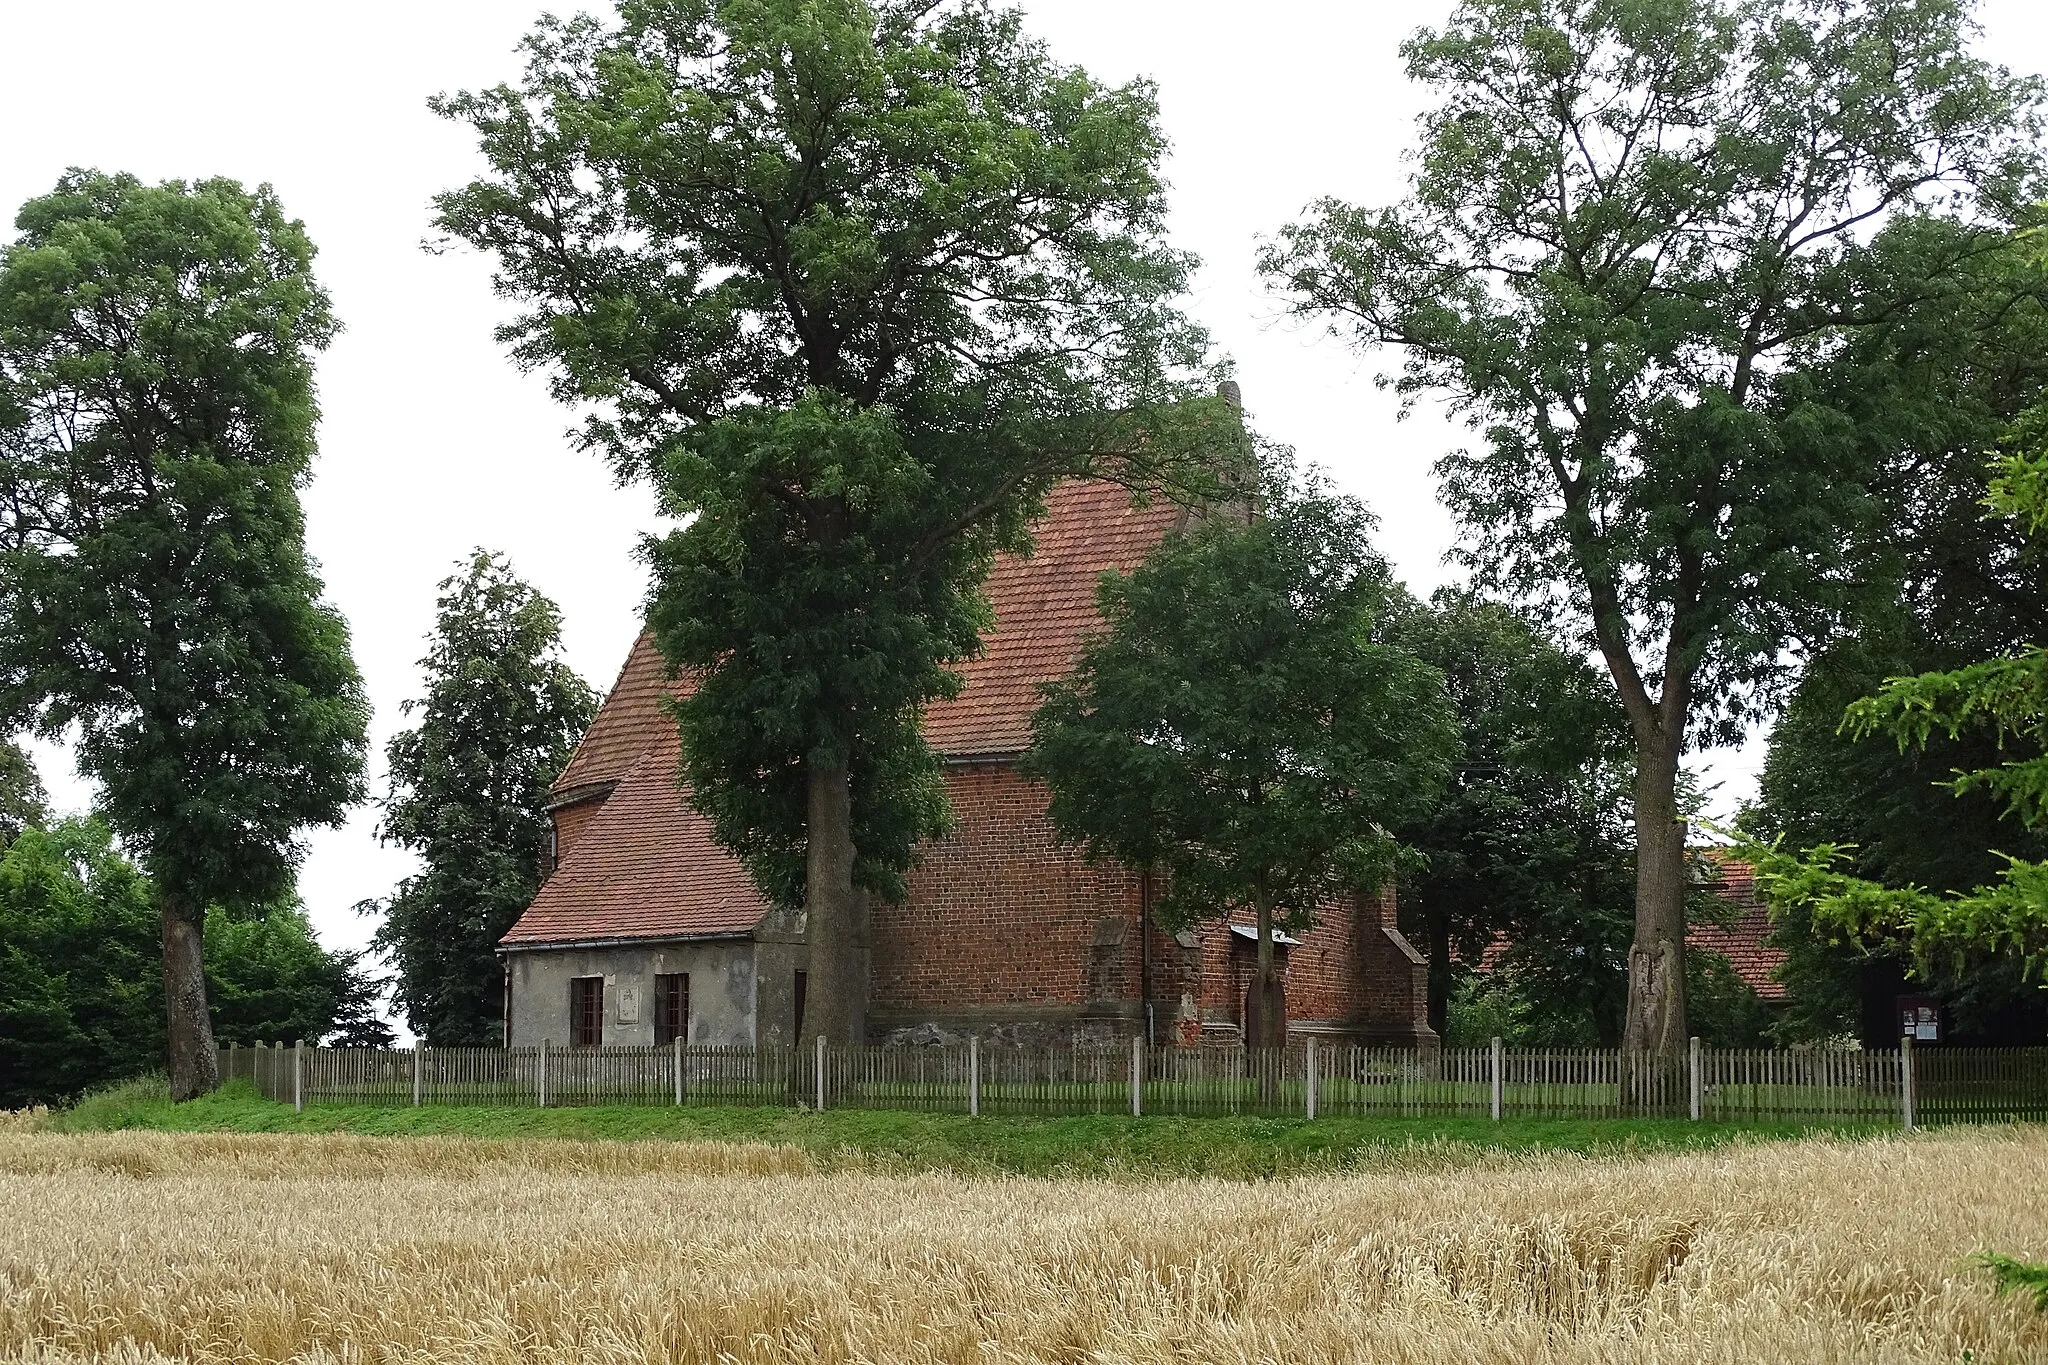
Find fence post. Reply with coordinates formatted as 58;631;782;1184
293;1040;305;1113
1901;1033;1916;1132
814;1034;826;1112
673;1034;683;1106
1306;1036;1318;1121
1130;1034;1143;1118
412;1042;423;1107
1490;1036;1503;1121
538;1038;549;1108
969;1036;980;1118
1688;1036;1702;1121
227;1039;237;1083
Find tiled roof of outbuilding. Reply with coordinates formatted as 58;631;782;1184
503;479;1187;948
502;728;772;946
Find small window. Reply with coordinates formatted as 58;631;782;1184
570;976;603;1048
654;972;689;1045
793;969;809;1042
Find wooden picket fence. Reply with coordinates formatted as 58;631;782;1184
223;1037;2048;1127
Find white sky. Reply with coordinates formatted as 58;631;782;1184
5;0;2047;970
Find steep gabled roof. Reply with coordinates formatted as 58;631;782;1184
504;479;1187;948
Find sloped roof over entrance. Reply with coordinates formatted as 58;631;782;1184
502;479;1188;948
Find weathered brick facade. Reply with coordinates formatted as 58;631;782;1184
502;478;1438;1050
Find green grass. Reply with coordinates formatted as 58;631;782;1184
41;1076;1891;1178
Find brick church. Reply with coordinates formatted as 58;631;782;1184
499;479;1437;1051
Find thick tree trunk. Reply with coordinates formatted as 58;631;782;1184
804;758;868;1046
1622;733;1688;1059
1244;897;1288;1050
160;892;219;1101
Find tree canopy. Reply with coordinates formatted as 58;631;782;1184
433;0;1233;1042
367;550;596;1046
0;171;369;1096
1389;590;1636;1043
1264;0;2043;1055
1023;463;1456;1046
1742;435;2048;988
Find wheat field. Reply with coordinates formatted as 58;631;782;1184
2;1127;2046;1364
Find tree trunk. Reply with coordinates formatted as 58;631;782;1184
1244;897;1287;1050
1425;901;1452;1040
1622;732;1688;1059
804;758;868;1046
161;891;219;1101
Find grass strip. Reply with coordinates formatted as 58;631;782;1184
45;1076;1891;1178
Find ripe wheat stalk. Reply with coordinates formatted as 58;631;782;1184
2;1127;2045;1363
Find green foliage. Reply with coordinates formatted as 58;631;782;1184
367;551;595;1044
0;819;160;1108
1447;950;1770;1050
1391;591;1637;1043
1684;949;1774;1049
1741;435;2048;986
0;818;369;1107
0;738;44;848
432;0;1233;933
0;170;368;916
1980;1252;2048;1313
1264;0;2040;742
1023;461;1457;947
203;905;349;1048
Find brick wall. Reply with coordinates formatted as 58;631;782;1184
549;796;607;869
873;760;1434;1047
875;761;1140;1023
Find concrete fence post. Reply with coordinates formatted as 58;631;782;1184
1896;1036;1910;1130
1306;1036;1319;1121
1489;1036;1504;1122
1130;1034;1143;1118
412;1042;423;1107
1688;1036;1702;1121
969;1036;980;1118
227;1039;237;1083
673;1034;684;1106
293;1040;305;1113
538;1038;549;1108
814;1035;827;1112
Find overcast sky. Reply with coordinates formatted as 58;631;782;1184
6;0;2048;972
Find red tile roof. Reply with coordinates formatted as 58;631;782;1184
925;480;1188;757
503;728;772;945
550;631;673;797
1694;855;1787;1001
504;479;1187;948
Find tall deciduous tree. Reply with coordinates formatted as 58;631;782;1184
367;551;596;1045
1023;464;1457;1046
1263;0;2041;1056
433;0;1230;1042
0;172;369;1098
